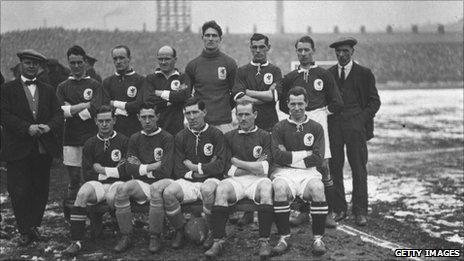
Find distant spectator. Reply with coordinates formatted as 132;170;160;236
85;54;102;83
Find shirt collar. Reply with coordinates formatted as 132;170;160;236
287;115;309;125
97;131;117;141
154;68;180;78
21;75;37;83
338;60;353;70
141;128;161;136
238;126;258;134
297;64;318;73
250;60;269;67
68;75;91;81
115;69;135;76
188;123;209;135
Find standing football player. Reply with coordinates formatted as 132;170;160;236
271;86;328;256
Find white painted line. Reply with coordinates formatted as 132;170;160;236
337;224;424;261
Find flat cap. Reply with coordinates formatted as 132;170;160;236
329;37;358;48
17;49;47;62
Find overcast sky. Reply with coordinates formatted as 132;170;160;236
1;1;462;33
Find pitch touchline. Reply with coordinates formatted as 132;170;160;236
370;147;463;159
337;224;424;261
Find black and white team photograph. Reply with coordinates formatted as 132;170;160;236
0;1;463;260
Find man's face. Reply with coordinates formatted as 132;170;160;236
288;94;307;120
202;27;221;51
20;58;40;79
112;48;131;72
236;103;257;131
157;50;176;74
95;111;115;136
68;54;86;78
138;108;158;133
250;39;269;63
335;44;354;66
184;104;206;130
296;41;315;66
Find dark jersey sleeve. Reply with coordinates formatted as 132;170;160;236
271;122;293;166
303;123;324;168
168;74;192;103
152;133;174;179
82;138;98;182
201;130;228;178
173;132;190;179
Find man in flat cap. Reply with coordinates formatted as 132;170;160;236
327;37;380;226
1;49;63;246
85;54;102;83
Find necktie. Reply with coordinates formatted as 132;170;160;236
25;80;36;86
340;66;345;85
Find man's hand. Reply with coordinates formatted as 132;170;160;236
269;82;276;91
127;155;141;165
278;144;287;151
38;124;51;133
192;171;204;179
183;159;197;172
179;83;188;90
28;124;42;137
257;154;268;162
93;163;105;174
116;158;127;168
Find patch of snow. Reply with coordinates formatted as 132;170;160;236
0;193;9;205
394;211;415;217
445;235;463;244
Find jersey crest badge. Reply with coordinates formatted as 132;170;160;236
314;79;323;91
171;80;181;90
218;67;227;80
83;88;93;100
204;143;214;156
303;133;314;147
111;149;122;162
253;146;263;159
154;147;164;161
263;73;273;85
127;86;137;98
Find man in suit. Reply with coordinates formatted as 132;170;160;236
327;37;381;226
1;49;63;246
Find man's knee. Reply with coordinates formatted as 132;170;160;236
200;181;217;197
303;180;325;202
272;179;290;201
75;184;94;205
150;179;171;199
163;184;181;203
257;179;272;203
216;181;233;199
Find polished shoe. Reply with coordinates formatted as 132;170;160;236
271;235;290;256
171;230;184;249
325;212;337;228
258;238;272;260
311;237;326;256
289;210;309;226
114;235;132;253
237;211;254;226
63;241;82;256
148;234;162;253
18;233;33;247
202;230;214;249
204;239;225;259
355;215;367;226
333;211;347;222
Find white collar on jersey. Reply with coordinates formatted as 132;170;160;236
188;123;209;135
141;128;162;136
238;126;258;134
68;75;91;81
154;68;180;78
287;115;310;125
97;131;117;141
297;64;318;73
250;60;269;67
115;69;136;76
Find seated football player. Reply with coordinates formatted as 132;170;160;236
112;104;174;253
147;97;227;253
204;100;273;259
271;86;328;256
63;105;130;256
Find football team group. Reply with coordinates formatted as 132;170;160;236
1;20;380;259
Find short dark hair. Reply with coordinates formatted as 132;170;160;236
235;99;257;113
66;45;86;59
112;45;131;58
157;46;177;58
139;103;161;114
250;33;269;46
202;20;223;37
287;86;309;103
96;105;115;117
184;96;206;111
295;35;315;50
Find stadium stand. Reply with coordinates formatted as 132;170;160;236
1;28;462;83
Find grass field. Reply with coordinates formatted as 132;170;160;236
0;88;463;260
